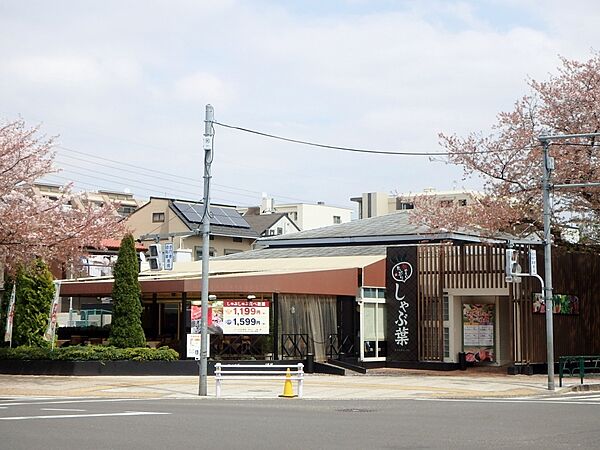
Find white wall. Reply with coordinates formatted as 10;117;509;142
276;203;352;230
264;215;299;236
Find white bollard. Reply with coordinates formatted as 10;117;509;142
297;363;304;399
215;363;222;398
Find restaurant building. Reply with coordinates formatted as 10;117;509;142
59;212;600;371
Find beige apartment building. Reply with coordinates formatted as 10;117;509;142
351;188;480;219
33;182;145;217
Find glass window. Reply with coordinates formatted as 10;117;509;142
443;327;450;358
364;303;376;340
376;304;386;340
152;212;165;222
333;215;341;224
443;295;449;321
194;246;216;260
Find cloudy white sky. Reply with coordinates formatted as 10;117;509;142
1;1;599;213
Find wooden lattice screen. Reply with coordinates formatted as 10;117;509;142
417;243;510;362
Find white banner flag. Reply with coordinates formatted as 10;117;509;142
44;281;61;342
4;284;16;344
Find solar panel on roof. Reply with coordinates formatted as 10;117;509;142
172;201;250;229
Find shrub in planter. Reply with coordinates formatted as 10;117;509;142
0;345;179;361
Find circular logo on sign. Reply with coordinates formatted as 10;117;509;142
392;262;413;283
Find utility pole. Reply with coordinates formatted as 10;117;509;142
539;134;555;391
199;104;214;396
538;131;600;391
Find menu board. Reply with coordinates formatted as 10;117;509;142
463;304;495;363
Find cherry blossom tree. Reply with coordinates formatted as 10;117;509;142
411;54;600;243
0;119;126;274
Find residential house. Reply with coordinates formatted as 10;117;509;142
125;197;259;259
242;207;300;237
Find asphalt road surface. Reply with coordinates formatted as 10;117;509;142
1;394;599;449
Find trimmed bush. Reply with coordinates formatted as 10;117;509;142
0;345;179;361
11;259;55;347
109;234;146;348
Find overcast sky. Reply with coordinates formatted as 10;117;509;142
1;1;598;212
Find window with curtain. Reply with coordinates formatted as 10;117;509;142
278;294;337;361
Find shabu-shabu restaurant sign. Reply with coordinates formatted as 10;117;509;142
386;246;418;361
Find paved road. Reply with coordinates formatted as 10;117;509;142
1;394;599;449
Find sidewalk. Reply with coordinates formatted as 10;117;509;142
0;370;594;400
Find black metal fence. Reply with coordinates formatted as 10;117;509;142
326;334;356;359
280;333;309;359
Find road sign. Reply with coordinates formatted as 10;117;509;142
164;242;174;270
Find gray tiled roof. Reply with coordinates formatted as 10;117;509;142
261;212;428;242
258;211;540;246
214;245;388;260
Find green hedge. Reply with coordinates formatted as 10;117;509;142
0;345;179;361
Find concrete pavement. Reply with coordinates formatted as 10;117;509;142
0;370;596;400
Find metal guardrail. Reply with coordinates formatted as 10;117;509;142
214;363;304;398
559;355;600;387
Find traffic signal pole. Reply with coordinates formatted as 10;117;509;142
540;135;555;391
538;131;600;391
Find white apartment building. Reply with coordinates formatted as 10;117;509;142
239;196;353;231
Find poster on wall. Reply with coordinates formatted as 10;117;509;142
533;293;579;315
463;304;495;363
386;246;418;362
190;301;223;334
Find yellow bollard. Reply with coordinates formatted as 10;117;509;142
279;367;297;398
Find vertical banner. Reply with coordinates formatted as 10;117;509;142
386;246;418;361
4;283;16;345
44;281;61;342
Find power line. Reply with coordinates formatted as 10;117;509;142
54;157;264;202
55;145;326;205
213;121;535;156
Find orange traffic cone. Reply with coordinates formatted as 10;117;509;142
279;368;297;398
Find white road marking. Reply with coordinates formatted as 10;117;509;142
0;398;162;407
417;398;600;405
40;408;87;412
0;411;171;421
